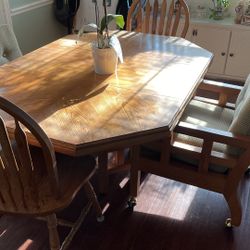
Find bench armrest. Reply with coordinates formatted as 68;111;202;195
174;121;250;173
196;79;243;107
175;121;250;149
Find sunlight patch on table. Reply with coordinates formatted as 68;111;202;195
59;38;78;47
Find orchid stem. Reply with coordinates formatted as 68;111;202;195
103;0;109;42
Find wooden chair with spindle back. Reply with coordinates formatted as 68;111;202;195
126;0;190;38
0;96;103;250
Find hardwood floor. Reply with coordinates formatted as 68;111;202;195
0;171;250;250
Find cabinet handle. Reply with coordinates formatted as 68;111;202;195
229;53;234;57
221;52;226;56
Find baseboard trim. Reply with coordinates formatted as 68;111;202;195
11;0;53;16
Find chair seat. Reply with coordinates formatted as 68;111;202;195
2;146;97;216
172;99;235;173
175;99;234;152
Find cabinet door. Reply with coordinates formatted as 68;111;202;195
225;30;250;79
191;26;230;75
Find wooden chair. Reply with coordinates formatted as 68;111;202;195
126;0;190;38
129;75;250;227
0;96;103;250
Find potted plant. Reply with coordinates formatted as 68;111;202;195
210;0;230;20
79;0;125;74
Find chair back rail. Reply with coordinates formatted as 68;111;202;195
0;97;59;213
127;0;190;38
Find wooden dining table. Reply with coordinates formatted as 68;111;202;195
0;31;212;191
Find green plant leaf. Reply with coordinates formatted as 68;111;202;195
221;0;229;8
100;14;125;34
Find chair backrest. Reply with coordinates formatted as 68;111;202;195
126;0;190;38
229;75;250;136
0;24;22;65
226;74;250;155
0;97;59;214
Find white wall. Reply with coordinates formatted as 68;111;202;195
10;1;67;54
76;0;118;29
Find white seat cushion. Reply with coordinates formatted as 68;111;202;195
175;99;234;153
230;74;250;136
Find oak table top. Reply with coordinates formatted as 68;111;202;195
0;31;213;156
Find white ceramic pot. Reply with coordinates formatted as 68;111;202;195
91;43;118;75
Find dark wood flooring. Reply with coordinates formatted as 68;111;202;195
0;171;250;250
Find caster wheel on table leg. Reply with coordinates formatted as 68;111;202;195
97;215;105;222
225;218;234;228
127;197;137;209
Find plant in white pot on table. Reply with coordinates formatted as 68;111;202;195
79;0;125;75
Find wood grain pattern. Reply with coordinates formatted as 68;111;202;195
0;31;212;156
127;0;190;38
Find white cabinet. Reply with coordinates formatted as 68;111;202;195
225;30;250;78
188;20;250;81
190;26;230;75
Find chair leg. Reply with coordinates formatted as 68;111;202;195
224;192;242;227
130;145;141;198
84;181;104;222
128;168;141;208
60;201;92;250
47;214;60;250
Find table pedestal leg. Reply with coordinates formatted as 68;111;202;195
98;153;109;194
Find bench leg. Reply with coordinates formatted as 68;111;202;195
224;192;242;227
